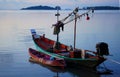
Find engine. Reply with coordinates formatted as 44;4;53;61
96;42;109;56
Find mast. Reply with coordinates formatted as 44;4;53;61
56;7;60;22
55;7;60;43
74;14;77;50
55;6;60;49
73;7;79;50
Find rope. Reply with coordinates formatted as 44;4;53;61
64;9;93;25
52;8;94;28
108;59;120;65
60;7;79;22
85;50;120;65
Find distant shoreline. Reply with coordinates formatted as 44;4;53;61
21;5;61;10
21;5;120;10
84;6;120;10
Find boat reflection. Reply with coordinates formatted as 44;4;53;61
66;67;100;77
29;57;65;77
29;57;101;77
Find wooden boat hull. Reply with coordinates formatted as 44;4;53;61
35;43;106;69
65;58;105;68
31;30;106;69
28;48;65;67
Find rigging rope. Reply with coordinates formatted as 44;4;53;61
108;59;120;65
60;7;79;22
64;9;93;25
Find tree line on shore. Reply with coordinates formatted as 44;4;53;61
21;5;120;10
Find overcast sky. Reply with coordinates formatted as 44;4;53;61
0;0;119;10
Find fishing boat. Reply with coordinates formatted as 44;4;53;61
30;30;109;69
30;7;110;69
28;48;66;68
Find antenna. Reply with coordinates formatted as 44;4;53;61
55;6;60;22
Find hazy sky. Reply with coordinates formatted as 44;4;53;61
0;0;119;10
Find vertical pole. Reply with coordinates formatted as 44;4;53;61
74;14;77;50
56;8;59;43
57;8;59;22
73;7;79;50
55;6;60;49
57;34;59;43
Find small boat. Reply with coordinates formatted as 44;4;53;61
28;48;66;68
29;57;66;73
30;7;110;69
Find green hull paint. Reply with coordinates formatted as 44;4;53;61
34;42;97;61
33;41;106;68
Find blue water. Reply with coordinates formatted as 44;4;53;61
0;10;120;77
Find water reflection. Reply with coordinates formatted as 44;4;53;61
29;57;100;77
29;57;65;77
67;68;100;77
0;52;13;67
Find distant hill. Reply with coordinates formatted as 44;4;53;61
84;6;120;10
21;5;61;10
21;5;119;10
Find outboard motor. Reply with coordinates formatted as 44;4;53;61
96;42;109;56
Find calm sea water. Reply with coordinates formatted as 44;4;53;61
0;10;120;77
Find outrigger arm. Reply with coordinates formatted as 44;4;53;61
53;7;94;49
